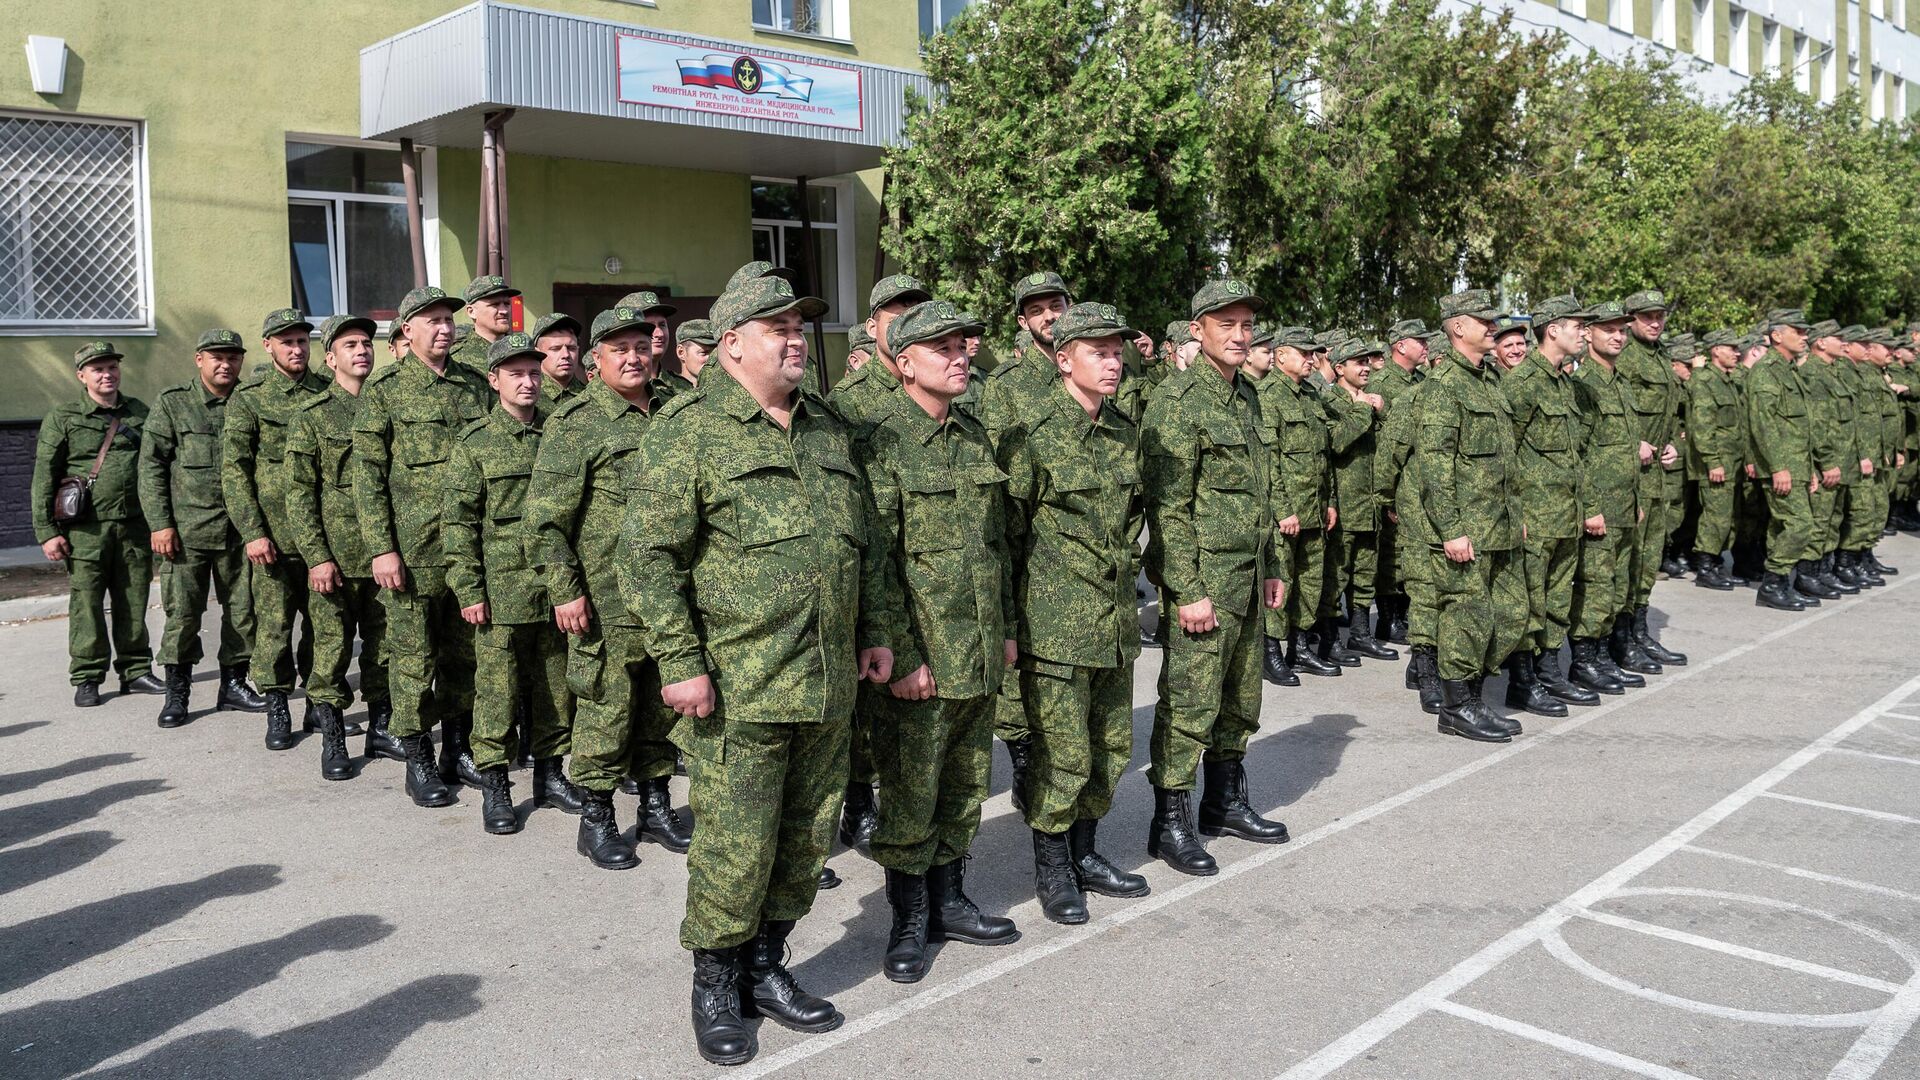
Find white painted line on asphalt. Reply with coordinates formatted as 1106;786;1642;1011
1272;667;1920;1080
1431;1000;1705;1080
1832;975;1920;1080
1678;845;1920;905
1827;747;1920;768
1878;711;1920;722
1571;908;1906;994
1757;792;1920;826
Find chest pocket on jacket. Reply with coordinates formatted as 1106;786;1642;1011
485;464;532;522
393;404;450;467
321;432;354;489
727;460;809;548
1526;401;1572;453
594;433;644;500
1461;401;1506;456
900;470;962;554
178;429;220;470
1043;465;1102;539
1282;416;1328;455
1200;422;1253;490
255;412;290;463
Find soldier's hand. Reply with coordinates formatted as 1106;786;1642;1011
662;673;715;718
1176;597;1217;633
1771;469;1792;495
1639;441;1656;465
150;528;180;561
372;551;408;592
1277;514;1300;537
1003;639;1018;667
1263;578;1287;610
1660;443;1679;467
1708;467;1726;484
245;536;278;566
1583;515;1607;537
1386;509;1399;525
1822;467;1841;488
1443;536;1475;563
1134;332;1154;357
1326;507;1338;531
859;646;894;684
1745;463;1757;479
1364;393;1385;411
1861;458;1875;477
889;664;935;701
554;595;592;635
41;536;70;562
309;560;343;594
461;602;489;626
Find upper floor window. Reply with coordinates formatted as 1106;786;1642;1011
754;0;848;41
286;140;413;323
0;112;151;333
920;0;975;37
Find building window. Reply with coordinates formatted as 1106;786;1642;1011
1794;35;1811;94
753;0;849;41
285;140;414;323
750;177;854;328
1652;0;1678;48
1872;67;1888;120
1691;0;1714;60
1760;21;1779;73
0;112;151;333
1607;0;1631;33
920;0;974;37
1728;8;1750;75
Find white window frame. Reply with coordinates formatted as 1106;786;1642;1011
1608;0;1632;34
1652;0;1678;49
0;110;154;336
1761;21;1780;73
285;134;437;326
1729;8;1751;76
1872;67;1888;120
753;0;853;45
1692;0;1714;60
750;175;856;331
1795;35;1812;93
921;0;975;37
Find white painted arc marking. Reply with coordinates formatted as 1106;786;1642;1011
1831;975;1920;1080
738;575;1919;1079
1273;665;1920;1080
1757;792;1920;825
1678;845;1920;906
1431;1000;1707;1080
1570;908;1907;994
1826;746;1920;768
1877;711;1920;722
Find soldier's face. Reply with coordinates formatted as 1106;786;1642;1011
1869;344;1893;367
406;307;457;360
1709;345;1738;370
1771;326;1807;356
196;349;243;390
1743;345;1766;366
489;357;543;409
536;331;579;385
1017;294;1070;347
1588;320;1630;359
1632;310;1666;341
644;315;670;359
1846;341;1868;362
730;311;809;393
1177;340;1202;366
1448;315;1493;355
1495;332;1528;368
594;329;655;395
327;333;374;380
1275;346;1311;381
1338;358;1372;389
1060;336;1124;399
1243;345;1273;377
1392;339;1426;368
964;334;981;359
1195;304;1256;369
677;341;712;378
472;296;514;334
1670;360;1691;382
78;358;120;398
900;334;971;399
265;331;310;376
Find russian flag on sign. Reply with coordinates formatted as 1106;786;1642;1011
676;54;740;91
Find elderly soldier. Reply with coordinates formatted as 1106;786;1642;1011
1001;303;1152;925
530;312;586;416
1324;339;1394;661
354;286;491;807
1568;302;1646;693
1615;290;1688;667
450;276;520;376
527;306;686;867
443;334;571;835
1744;309;1821;611
1499;296;1595;717
1417;290;1526;742
622;276;895;1066
1371;319;1430;647
225;309;328;749
1261;326;1342;680
285;315;392;778
1142;279;1289;877
1685;329;1747;590
141;329;269;726
33;342;163;706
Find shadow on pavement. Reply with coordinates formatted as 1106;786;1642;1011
0;779;169;850
0;830;120;898
0;753;139;798
0;721;51;738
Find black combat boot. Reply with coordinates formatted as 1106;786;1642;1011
531;756;585;813
478;767;519;835
157;664;192;728
1796;559;1841;600
1831;550;1865;589
302;697;320;734
341;708;363;738
1003;736;1033;815
1404;651;1421;689
1437;679;1511;742
1504;653;1567;718
1346;616;1399;660
1568;638;1625;695
1031;829;1088;925
839;781;879;849
1851;550;1887;588
1868;548;1898;576
619;775;642;795
1383;596;1411;644
1316;620;1361;667
1198;759;1290;843
1470;675;1523;736
883;867;931;982
364;704;406;762
217;666;266;712
576;791;638;870
316;703;353;781
743;920;842;1032
1535;648;1599;706
264;691;296;751
401;734;454;808
639;775;693;854
1820;552;1858;595
929;857;1020;945
73;682;101;708
1756;571;1807;611
1262;635;1300;686
120;671;167;695
1289;630;1341;677
690;947;756;1066
1692;553;1734;590
1147;786;1217;876
1659;552;1688;579
1787;563;1822;606
1068;818;1148;898
1414;645;1443;715
1633;606;1687;666
439;716;485;789
513;700;535;770
1609;620;1661;676
817;866;841;890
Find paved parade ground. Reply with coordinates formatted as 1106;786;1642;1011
4;538;1920;1079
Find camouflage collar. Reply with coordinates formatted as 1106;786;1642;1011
1189;355;1240;402
712;363;817;425
1045;379;1126;436
81;395;129;416
194;377;231;405
588;373;653;418
1523;348;1569;379
490;403;542;435
887;390;970;444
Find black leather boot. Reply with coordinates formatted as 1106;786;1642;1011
73;682;101;708
1788;563;1823;606
316;703;353;781
1316;619;1361;667
1068;818;1148;898
1796;559;1840;600
264;691;296;751
1003;736;1033;815
743;920;842;1032
1756;570;1807;611
439;716;485;789
1437;679;1511;742
1692;553;1734;590
1404;652;1420;689
1471;675;1523;736
1633;606;1686;666
883;867;931;982
1289;630;1340;677
619;775;642;795
818;866;841;890
1597;643;1644;688
1659;552;1688;578
1819;552;1858;594
690;947;756;1066
1414;645;1443;715
157;664;191;729
531;756;585;813
1609;620;1661;676
401;734;455;808
341;708;363;738
1504;653;1567;718
839;781;879;849
1198;759;1289;843
1147;786;1217;876
1831;550;1866;589
364;706;406;762
217;666;267;712
1346;618;1399;660
120;671;167;695
513;699;535;769
1851;550;1886;587
1568;638;1625;695
929;857;1019;945
577;791;638;870
302;697;320;734
1032;829;1089;925
478;767;520;835
1384;596;1411;644
1262;635;1300;686
1868;548;1898;576
639;775;693;854
1534;648;1598;706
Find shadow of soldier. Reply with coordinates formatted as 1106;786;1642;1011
0;830;120;898
0;752;139;798
0;778;168;850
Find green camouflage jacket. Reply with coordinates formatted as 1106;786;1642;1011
1743;350;1814;483
1416;350;1522;551
654;369;696;405
285;384;373;576
1685;364;1745;478
351;356;491;569
1849;360;1904;469
1503;350;1585;540
223;366;328;551
139;378;238;550
1802;356;1858;480
1617;333;1683;452
448;331;496;378
1142;359;1271;614
445;406;549;625
1256;371;1333;528
538;373;585;419
1572;358;1642;528
1369;361;1424;503
1322;387;1382;531
31;395;148;548
827;355;901;430
525;378;655;629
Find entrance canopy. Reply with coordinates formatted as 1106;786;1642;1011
360;1;931;176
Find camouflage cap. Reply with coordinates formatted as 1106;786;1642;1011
462;275;520;304
1438;289;1497;321
1190;278;1263;319
869;274;932;315
387;320;407;344
1249;324;1277;349
1766;307;1812;330
712;276;829;334
886;300;985;355
194;327;248;353
261;308;314;338
1531;295;1585;326
1273;325;1319;350
485;331;544;369
1165;320;1193;346
1492;315;1530;339
1012;271;1072;312
1662;335;1698;362
1422;330;1448;351
1623;289;1670;314
1809;319;1842;340
589;306;652;347
615;290;676;317
847;322;874;352
675;318;719;348
958;311;987;333
451;323;472;347
1387;318;1430;343
1333;338;1385;364
1050;302;1136;349
725;260;797;292
1587;299;1631;325
73;340;123;369
1737;334;1763;351
1701;328;1741;349
1840;324;1871;343
315;315;376;350
1905;320;1920;335
529;311;583;342
1871;328;1902;346
1311;329;1345;352
396;286;464;323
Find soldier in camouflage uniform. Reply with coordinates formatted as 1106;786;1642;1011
1568;302;1646;694
612;289;678;397
1729;333;1772;581
1382;322;1449;713
1260;326;1343;680
1416;290;1527;743
1661;335;1701;577
141;329;269;727
1743;309;1821;611
846;322;874;374
1142;279;1289;878
1370;319;1430;648
1323;338;1394;663
449;275;520;377
32;342;163;706
354;286;491;808
1615;290;1688;669
1797;322;1858;599
1840;328;1904;583
671;319;718;392
1685;329;1747;590
285;315;392;779
530;312;586;417
224;309;328;750
622;276;897;1066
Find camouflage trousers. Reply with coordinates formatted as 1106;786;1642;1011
676;714;849;951
1398;531;1438;648
1147;580;1262;791
62;519;153;685
1808;481;1846;556
475;620;571;772
1735;474;1770;551
379;568;474;738
1430;546;1528;682
851;685;882;788
1667;472;1697;557
1020;658;1133;834
1843;472;1891;551
1331;526;1379;613
1268;527;1325;640
1522;532;1579;653
565;623;675;793
306;576;386;710
249;555;313;693
869;692;994;874
1570;525;1636;640
1692;474;1739;555
1631;468;1673;607
1764;485;1816;574
1374;518;1402;604
156;543;252;669
990;676;1027;748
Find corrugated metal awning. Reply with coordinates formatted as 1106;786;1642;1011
360;1;930;176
